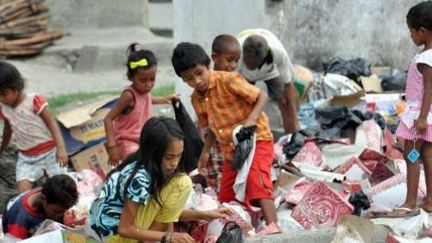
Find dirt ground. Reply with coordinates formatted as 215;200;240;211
0;148;17;214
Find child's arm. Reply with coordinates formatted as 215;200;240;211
179;207;232;221
118;198;195;242
243;89;268;127
151;94;180;105
198;128;216;176
284;83;300;133
0;120;11;153
104;91;134;166
416;63;432;134
40;109;68;166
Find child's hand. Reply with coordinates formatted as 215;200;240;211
56;148;69;167
201;207;234;221
166;94;180;104
197;151;209;176
415;118;428;135
108;146;121;166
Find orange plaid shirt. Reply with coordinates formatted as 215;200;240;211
191;71;273;160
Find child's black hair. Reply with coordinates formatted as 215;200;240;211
407;1;432;31
171;42;211;77
0;61;24;93
110;116;184;206
42;174;78;209
126;42;158;80
242;35;269;59
211;34;240;53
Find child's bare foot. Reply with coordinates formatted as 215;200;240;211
420;200;432;213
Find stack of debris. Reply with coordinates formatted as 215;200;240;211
0;0;63;57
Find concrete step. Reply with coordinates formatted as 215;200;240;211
43;27;174;72
247;224;389;243
9;27;176;97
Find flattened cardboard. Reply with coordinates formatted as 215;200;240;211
56;96;118;154
70;143;111;179
360;75;383;93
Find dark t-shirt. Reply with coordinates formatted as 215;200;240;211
3;189;46;239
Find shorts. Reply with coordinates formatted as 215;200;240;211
16;148;67;182
219;140;274;208
250;76;284;100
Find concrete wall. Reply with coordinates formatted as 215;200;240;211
173;0;292;118
45;0;149;31
292;0;419;70
172;0;425;121
173;0;424;70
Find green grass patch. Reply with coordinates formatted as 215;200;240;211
47;84;175;114
151;84;175;96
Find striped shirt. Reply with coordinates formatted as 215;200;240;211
191;71;273;160
405;49;432;100
396;49;432;142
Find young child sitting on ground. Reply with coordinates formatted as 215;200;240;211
172;42;278;226
2;174;78;239
0;61;69;194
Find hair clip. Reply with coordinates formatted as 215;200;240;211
129;58;148;69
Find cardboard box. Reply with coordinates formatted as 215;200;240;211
70;143;111;179
370;66;391;76
360;75;383;93
56;96;118;154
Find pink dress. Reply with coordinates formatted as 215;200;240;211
113;85;153;160
396;49;432;142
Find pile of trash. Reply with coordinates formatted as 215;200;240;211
0;0;63;58
267;58;432;242
0;57;422;242
271;115;432;242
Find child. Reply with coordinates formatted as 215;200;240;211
172;42;278;225
390;1;432;217
88;116;231;243
202;34;241;190
2;174;78;239
104;43;179;165
0;61;68;194
211;34;241;72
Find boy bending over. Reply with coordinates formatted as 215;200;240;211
172;42;277;225
2;174;78;239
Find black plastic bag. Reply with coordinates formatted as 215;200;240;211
315;106;363;138
172;100;203;173
216;221;244;243
322;57;371;82
348;190;370;216
231;126;256;171
381;71;407;91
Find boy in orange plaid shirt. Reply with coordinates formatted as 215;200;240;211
172;42;277;225
204;34;241;190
